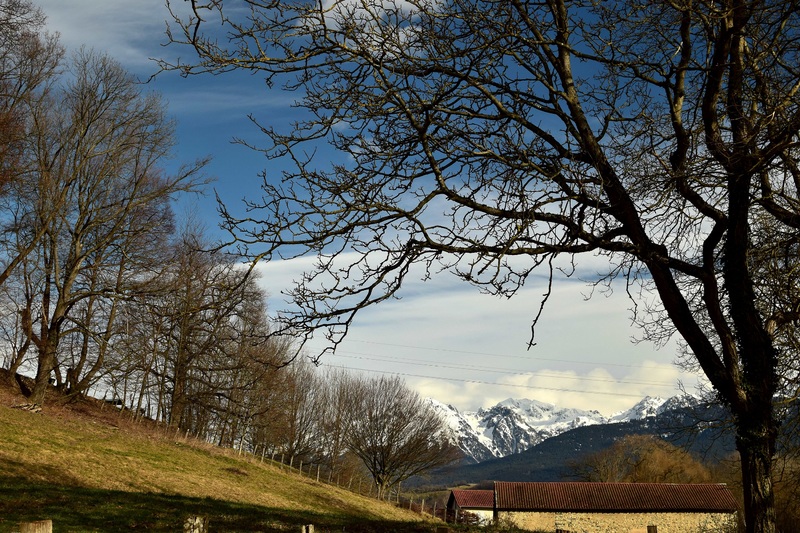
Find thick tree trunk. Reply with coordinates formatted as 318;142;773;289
30;357;52;404
738;414;777;533
30;337;58;404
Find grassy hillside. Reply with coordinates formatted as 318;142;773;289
0;382;436;532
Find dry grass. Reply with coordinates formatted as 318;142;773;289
0;376;435;532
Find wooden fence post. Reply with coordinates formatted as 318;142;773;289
184;516;208;533
19;520;52;533
183;516;208;533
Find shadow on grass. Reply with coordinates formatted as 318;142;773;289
0;477;436;533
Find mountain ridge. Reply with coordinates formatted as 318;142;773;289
413;396;734;488
429;394;700;463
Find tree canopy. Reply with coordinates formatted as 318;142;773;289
572;434;713;484
344;374;457;498
163;1;800;531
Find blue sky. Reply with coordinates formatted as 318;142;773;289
32;0;704;414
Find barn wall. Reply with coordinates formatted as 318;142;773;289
450;506;493;524
467;509;493;524
497;510;738;532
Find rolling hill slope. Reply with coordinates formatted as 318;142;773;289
0;380;434;533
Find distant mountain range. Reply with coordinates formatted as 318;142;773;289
410;394;735;488
429;395;702;464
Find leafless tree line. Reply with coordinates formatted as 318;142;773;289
0;1;289;448
0;4;455;495
0;0;231;415
242;368;457;499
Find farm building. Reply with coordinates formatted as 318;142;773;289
446;489;494;524
493;481;739;532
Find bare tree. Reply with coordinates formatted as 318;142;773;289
315;367;361;477
206;277;291;449
0;256;35;382
18;50;206;404
0;0;62;287
153;230;254;431
269;360;324;461
773;455;800;531
98;233;292;440
0;0;49;190
344;375;456;499
233;334;295;450
571;434;713;484
164;1;800;530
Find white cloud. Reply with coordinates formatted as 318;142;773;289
34;0;166;69
256;255;704;415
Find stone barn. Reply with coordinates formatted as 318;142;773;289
493;481;738;532
446;489;494;524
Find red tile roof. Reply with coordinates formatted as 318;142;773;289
449;489;494;510
494;482;739;513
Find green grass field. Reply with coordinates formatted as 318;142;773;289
0;387;440;532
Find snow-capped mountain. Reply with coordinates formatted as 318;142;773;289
609;395;669;422
430;395;698;463
609;394;700;422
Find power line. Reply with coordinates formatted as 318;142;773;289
344;338;683;371
322;363;653;398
